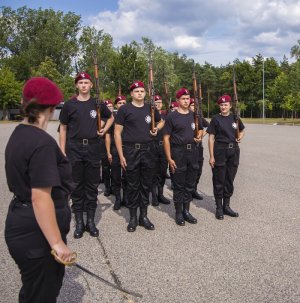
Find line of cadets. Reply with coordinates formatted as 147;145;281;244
59;72;245;236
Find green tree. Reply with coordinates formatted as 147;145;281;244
0;67;23;119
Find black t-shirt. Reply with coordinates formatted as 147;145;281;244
59;98;112;139
155;111;167;142
107;111;117;145
164;110;197;145
115;103;161;143
207;113;245;143
5;124;73;202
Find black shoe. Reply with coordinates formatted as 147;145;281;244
174;203;185;226
104;186;112;197
86;210;99;237
74;212;85;239
183;202;197;224
113;193;122;210
157;186;170;204
192;191;203;200
139;206;155;230
223;198;239;217
215;198;224;220
127;208;138;232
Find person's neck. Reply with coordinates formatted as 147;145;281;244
220;112;230;116
22;115;48;131
177;107;189;114
131;99;144;107
77;93;90;101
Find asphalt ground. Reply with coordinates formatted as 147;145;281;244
0;122;299;303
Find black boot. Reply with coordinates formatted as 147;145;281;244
215;198;224;220
139;206;155;230
151;186;159;206
174;203;185;226
192;189;203;200
104;186;112;197
157;186;170;204
113;191;122;210
127;208;138;232
74;212;85;239
223;197;239;217
183;202;197;224
86;210;99;237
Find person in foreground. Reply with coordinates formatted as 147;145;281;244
5;77;74;303
207;94;245;220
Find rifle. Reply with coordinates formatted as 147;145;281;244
148;54;156;132
198;81;204;135
93;52;102;132
232;65;240;140
192;64;202;138
163;71;170;114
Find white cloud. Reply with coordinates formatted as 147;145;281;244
88;0;300;66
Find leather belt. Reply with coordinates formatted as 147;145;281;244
171;142;197;150
215;142;238;148
72;138;99;145
123;142;151;150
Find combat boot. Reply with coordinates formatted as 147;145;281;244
113;191;122;210
157;186;170;204
223;197;239;217
192;190;203;200
86;210;99;237
73;212;85;239
151;186;159;206
183;202;197;224
174;203;185;226
139;206;155;230
215;198;224;220
127;208;138;232
104;186;112;197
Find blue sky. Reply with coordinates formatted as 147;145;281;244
2;0;300;66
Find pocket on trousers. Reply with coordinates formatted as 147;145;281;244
26;247;47;259
214;148;226;166
233;148;240;166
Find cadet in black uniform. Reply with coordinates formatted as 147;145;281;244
207;94;245;220
105;95;127;210
189;98;209;200
164;88;203;226
59;72;114;238
151;95;171;206
114;81;164;232
5;77;74;303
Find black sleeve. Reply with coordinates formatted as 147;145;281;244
202;118;209;128
101;103;112;119
206;117;216;135
114;106;126;126
154;108;161;123
239;118;245;131
163;114;173;135
29;145;61;188
59;101;70;125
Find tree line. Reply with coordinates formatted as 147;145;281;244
1;6;300;119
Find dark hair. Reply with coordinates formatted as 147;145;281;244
21;99;55;124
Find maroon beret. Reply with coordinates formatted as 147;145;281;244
154;95;162;101
189;98;195;105
104;99;113;105
114;95;126;104
75;72;92;84
217;94;232;104
130;81;145;91
170;101;179;109
176;88;190;99
23;77;63;106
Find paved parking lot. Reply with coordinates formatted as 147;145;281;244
0;122;299;303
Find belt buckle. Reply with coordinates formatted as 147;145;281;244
83;139;88;145
228;143;234;148
135;143;141;149
187;144;192;150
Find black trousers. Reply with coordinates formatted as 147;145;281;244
171;144;199;204
66;141;102;212
101;155;111;188
110;144;122;194
195;143;204;188
212;143;240;199
123;143;156;208
152;141;168;188
5;198;71;303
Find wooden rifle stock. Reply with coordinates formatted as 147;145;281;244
198;81;204;138
232;65;240;140
93;53;102;132
149;57;156;132
192;66;200;138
